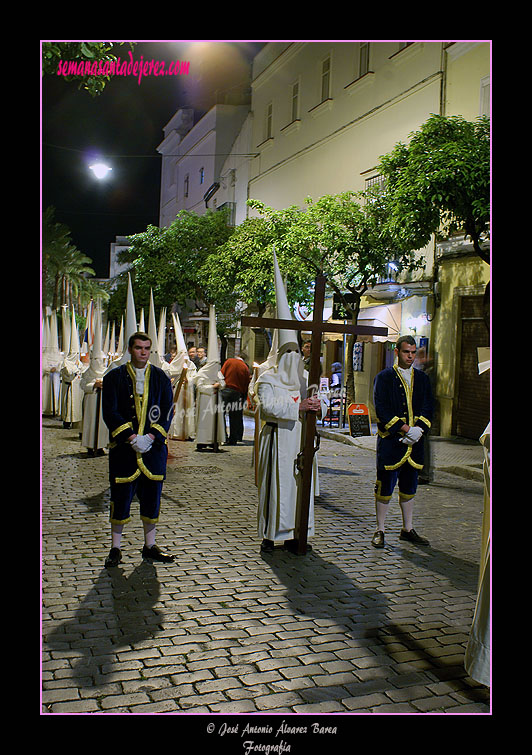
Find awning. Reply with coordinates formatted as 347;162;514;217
356;302;401;343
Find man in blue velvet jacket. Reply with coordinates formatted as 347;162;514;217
102;332;175;567
371;335;434;549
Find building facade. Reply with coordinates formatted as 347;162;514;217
157;104;250;226
155;41;490;438
244;40;490;437
433;42;490;437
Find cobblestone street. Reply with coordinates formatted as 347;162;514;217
41;415;490;723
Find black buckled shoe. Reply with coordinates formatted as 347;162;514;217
371;530;385;548
260;539;275;553
141;544;176;563
105;547;122;567
399;528;430;546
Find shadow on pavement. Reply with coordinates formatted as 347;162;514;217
44;562;163;688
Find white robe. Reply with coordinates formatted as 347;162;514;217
256;357;321;543
60;357;84;424
80;360;109;450
167;353;197;440
42;351;62;416
464;422;490;686
194;360;226;445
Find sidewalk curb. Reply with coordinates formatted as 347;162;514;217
316;428;484;483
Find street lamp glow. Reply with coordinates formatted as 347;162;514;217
89;162;113;179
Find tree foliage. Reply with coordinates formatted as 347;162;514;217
42;41;135;96
244;193;422;402
199;214;315;318
377;114;490;263
248;192;420;321
42;207;107;312
114;209;235;315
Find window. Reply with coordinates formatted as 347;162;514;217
199;166;205;185
321;56;331;101
365;174;385;192
184;174;189;198
360;42;370;77
291;80;300;122
266;102;273;140
364;174;386;202
480;75;490;116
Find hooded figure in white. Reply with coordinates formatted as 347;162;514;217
105;273;138;374
194;305;226;449
80;306;110;453
42;311;62;416
464;350;490;687
146;290;171;376
168;311;197;440
255;250;322;551
60;309;85;426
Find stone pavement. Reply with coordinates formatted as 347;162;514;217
318;423;485;483
41;415;490;721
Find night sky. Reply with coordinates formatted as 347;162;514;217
41;41;265;278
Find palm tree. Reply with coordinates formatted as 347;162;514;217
42;207;106;312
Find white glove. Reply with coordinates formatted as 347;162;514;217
399;426;423;445
405;426;423;443
130;434;154;453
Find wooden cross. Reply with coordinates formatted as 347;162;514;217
241;274;387;555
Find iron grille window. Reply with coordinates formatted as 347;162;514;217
291;81;300;122
360;43;370;76
321;56;331;101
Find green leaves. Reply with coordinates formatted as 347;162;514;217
376;114;490;262
120;209;235;312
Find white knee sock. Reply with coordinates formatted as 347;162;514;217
399;497;414;531
111;523;123;549
375;500;388;531
143;522;156;548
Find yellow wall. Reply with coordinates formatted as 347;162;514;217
433;41;490;436
432;255;489;436
445;43;490;119
247;42;491;437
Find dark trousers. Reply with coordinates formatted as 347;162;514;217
221;387;246;443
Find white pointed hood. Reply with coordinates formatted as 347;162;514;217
172;311;187;354
86;305;106;378
68;309;80;357
61;306;71;356
158;307;167;357
273;248;298;359
147;289;162;366
103;321;110;357
42;313;61;371
81;299;94;355
196;305;221;383
256;251;304;394
42;315;50;352
91;305;105;360
106;274;137;371
115;273;138;366
168;310;195;377
62;309;81;376
207;305;219;363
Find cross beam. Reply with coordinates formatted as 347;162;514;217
241;317;387;338
241;275;388;555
